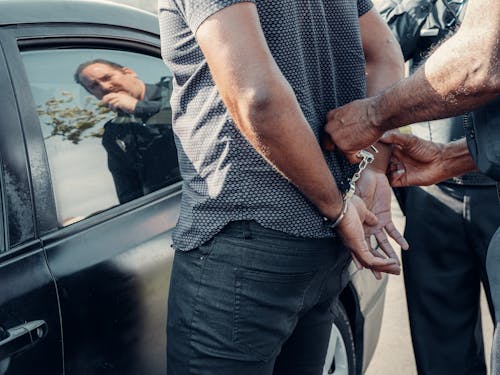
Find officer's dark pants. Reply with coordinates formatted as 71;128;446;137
166;220;351;375
402;184;500;375
487;228;500;375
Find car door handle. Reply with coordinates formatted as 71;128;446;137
0;320;47;361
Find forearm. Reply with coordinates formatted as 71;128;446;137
374;55;498;130
372;0;500;130
197;3;345;220
233;80;344;219
436;138;476;180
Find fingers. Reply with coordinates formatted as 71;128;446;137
373;231;400;266
342;234;401;276
384;221;409;250
380;132;413;148
101;93;120;111
351;253;363;270
373;230;398;257
350;247;395;280
350;241;401;275
364;209;378;226
101;92;137;113
387;156;407;187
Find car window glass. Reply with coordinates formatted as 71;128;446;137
21;49;179;226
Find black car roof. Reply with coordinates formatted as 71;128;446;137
0;0;159;34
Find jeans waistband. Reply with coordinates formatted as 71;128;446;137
219;220;341;249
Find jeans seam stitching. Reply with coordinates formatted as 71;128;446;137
186;238;218;373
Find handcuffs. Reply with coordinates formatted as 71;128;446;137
323;146;378;229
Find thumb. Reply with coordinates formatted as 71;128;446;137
380;131;408;146
387;168;406;187
364;209;378;226
379;132;395;144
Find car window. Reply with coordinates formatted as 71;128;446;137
21;49;180;226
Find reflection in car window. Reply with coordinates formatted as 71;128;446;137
21;49;180;226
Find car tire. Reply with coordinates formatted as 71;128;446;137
322;302;356;375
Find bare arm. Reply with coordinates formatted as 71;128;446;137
323;8;404;162
362;8;405;98
322;0;499;161
356;9;409;259
196;3;342;218
196;3;400;274
374;0;500;129
360;7;404;168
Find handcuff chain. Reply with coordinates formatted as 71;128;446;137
344;150;375;200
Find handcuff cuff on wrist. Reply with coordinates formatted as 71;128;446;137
323;146;378;230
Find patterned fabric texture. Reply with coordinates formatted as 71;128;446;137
158;0;373;250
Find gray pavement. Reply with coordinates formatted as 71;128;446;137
364;196;493;375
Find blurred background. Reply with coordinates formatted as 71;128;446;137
108;0;156;13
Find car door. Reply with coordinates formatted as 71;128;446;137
0;32;63;375
8;19;181;375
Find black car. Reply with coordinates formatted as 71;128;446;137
0;1;387;374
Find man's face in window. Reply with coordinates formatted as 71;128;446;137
79;63;144;100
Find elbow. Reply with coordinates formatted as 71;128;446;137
457;31;500;95
234;83;283;136
245;86;275;119
462;58;499;96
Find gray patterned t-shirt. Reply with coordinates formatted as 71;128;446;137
158;0;373;251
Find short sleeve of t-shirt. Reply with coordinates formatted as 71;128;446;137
358;0;374;16
180;0;256;33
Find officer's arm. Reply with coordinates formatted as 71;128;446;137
372;0;500;130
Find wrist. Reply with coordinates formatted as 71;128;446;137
440;140;476;177
369;142;391;173
323;195;349;230
365;97;388;145
367;96;384;129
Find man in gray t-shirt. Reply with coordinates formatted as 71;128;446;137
159;1;406;373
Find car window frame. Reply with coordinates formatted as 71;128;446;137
4;23;181;238
0;30;37;251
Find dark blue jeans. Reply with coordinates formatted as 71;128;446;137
166;220;351;375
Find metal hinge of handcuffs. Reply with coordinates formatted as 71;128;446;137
323;145;378;229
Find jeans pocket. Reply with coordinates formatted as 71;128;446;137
233;268;314;361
